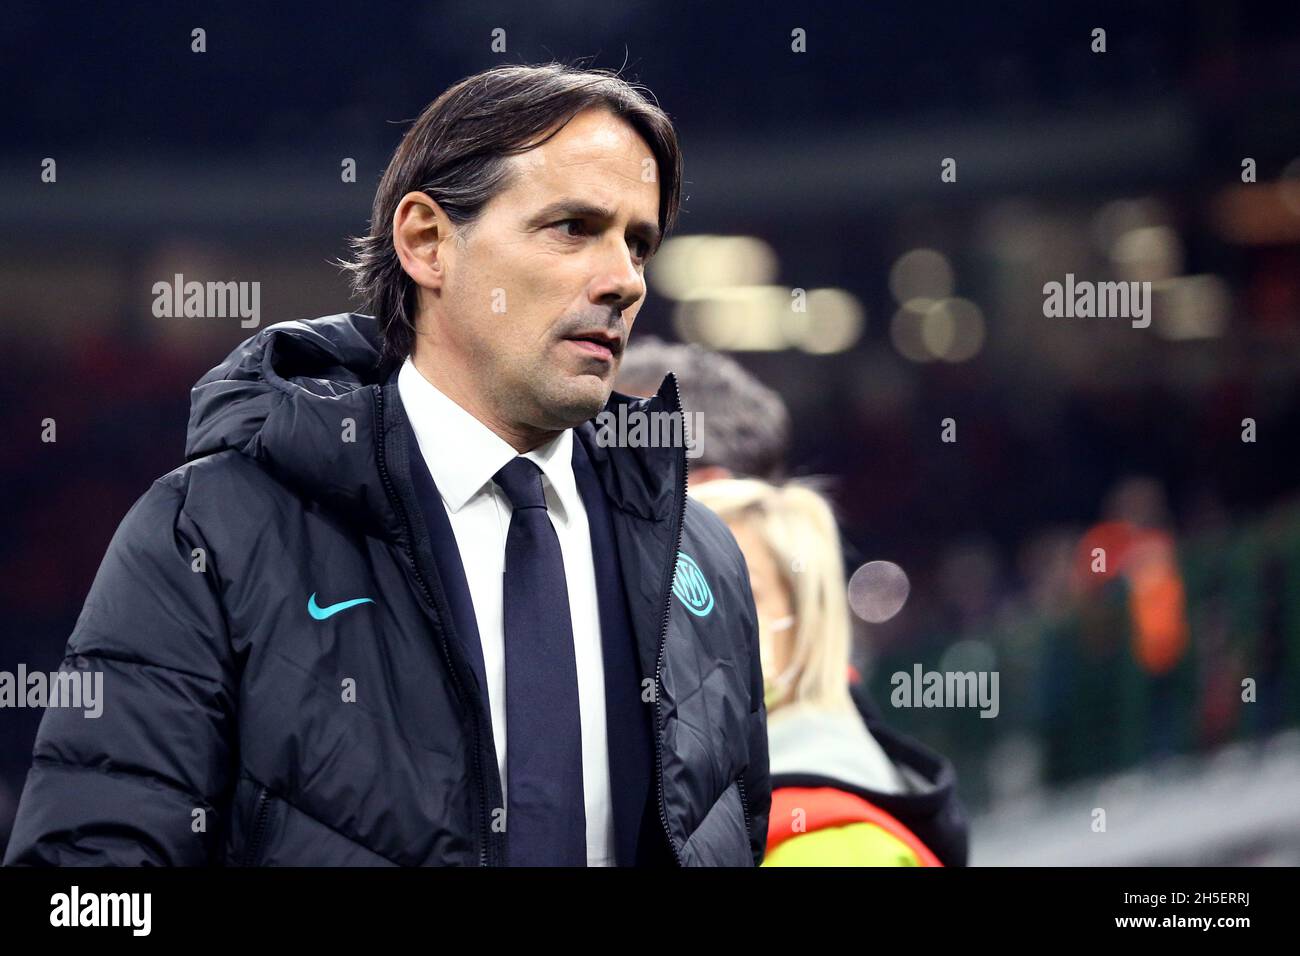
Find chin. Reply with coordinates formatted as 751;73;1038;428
547;376;610;426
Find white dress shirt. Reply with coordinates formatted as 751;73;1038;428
398;357;614;866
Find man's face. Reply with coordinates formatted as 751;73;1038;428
414;106;662;434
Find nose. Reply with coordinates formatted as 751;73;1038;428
588;235;646;313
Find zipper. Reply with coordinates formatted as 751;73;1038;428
735;775;752;846
243;786;273;866
652;373;688;866
373;385;497;867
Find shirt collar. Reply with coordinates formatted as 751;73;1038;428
397;357;580;525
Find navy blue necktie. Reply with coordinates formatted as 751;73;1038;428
493;456;587;866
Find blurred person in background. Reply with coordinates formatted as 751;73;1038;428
616;335;791;485
1075;475;1189;677
691;478;968;866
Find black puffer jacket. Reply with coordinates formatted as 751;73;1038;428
3;313;770;867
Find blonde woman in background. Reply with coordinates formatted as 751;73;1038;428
690;478;968;866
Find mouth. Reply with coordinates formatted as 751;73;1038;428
563;330;622;364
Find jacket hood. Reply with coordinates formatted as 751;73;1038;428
768;697;970;866
767;703;909;795
185;313;684;536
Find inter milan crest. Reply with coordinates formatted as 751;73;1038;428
671;551;715;617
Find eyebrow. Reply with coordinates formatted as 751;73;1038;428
528;198;663;253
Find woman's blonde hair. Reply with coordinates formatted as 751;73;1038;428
690;478;856;714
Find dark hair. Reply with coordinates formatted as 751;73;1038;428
340;62;683;365
616;336;792;483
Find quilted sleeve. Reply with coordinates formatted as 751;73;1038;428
3;475;238;866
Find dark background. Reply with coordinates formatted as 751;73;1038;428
3;0;1300;863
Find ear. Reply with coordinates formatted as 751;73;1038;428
393;191;453;292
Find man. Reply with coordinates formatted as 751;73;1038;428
4;63;770;867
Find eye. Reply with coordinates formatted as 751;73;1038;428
551;218;588;238
551;219;651;265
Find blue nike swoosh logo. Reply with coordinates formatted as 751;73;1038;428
307;593;375;620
